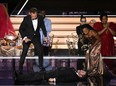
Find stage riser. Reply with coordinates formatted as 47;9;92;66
0;56;116;59
10;15;116;49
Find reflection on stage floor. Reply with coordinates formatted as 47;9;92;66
0;59;115;86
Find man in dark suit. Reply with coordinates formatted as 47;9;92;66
16;67;87;83
19;7;47;74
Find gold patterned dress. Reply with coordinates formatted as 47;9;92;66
85;36;104;76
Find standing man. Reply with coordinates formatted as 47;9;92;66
33;10;52;72
19;7;47;74
76;16;89;70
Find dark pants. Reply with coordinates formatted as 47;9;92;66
77;59;85;70
19;36;43;72
43;46;50;56
77;41;86;56
45;67;79;82
77;42;85;70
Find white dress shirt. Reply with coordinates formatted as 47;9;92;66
32;19;38;31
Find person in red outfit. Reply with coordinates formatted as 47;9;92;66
93;13;116;70
0;4;16;39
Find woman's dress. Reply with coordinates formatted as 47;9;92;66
85;36;104;76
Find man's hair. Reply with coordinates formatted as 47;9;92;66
29;7;38;13
80;15;86;22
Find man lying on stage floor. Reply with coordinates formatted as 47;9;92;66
16;67;86;83
15;66;116;84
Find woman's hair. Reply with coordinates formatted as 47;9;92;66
99;12;108;21
81;24;95;30
81;24;98;34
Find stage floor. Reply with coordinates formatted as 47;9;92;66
0;59;116;85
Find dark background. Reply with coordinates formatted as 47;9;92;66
1;0;116;15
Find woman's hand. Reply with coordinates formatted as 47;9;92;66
108;28;116;35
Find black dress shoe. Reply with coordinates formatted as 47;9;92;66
19;71;23;75
39;67;46;72
13;71;18;80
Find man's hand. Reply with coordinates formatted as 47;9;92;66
77;70;86;78
44;37;48;43
24;37;31;43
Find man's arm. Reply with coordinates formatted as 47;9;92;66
19;17;27;39
39;16;48;42
76;26;80;35
19;16;31;43
45;18;52;33
40;16;47;37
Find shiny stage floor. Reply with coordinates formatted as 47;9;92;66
0;59;116;86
